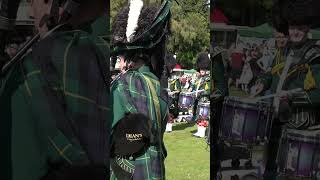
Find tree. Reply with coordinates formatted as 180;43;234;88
168;0;210;68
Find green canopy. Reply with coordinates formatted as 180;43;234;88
183;69;197;74
237;23;273;38
238;23;320;39
172;69;197;74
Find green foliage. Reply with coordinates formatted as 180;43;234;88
110;0;210;69
110;0;127;24
168;0;209;68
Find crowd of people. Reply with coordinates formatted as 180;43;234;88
225;36;286;96
227;40;273;94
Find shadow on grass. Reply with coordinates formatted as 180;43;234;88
190;129;197;133
172;122;195;131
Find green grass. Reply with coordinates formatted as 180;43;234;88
164;122;210;180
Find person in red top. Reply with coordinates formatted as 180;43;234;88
211;7;229;24
228;44;244;88
174;63;182;69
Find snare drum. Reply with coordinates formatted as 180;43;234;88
219;96;273;143
178;92;195;109
196;102;210;120
277;129;320;178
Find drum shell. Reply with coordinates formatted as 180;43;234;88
219;97;273;144
277;129;320;178
178;93;195;109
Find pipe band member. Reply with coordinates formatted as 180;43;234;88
110;0;173;179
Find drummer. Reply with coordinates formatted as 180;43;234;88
253;2;320;178
192;52;211;122
180;73;193;92
168;62;182;97
110;1;171;178
167;54;181;123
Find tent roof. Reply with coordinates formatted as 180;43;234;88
237;23;274;38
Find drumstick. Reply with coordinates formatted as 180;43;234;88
164;89;179;93
253;88;303;101
274;53;295;115
184;90;205;95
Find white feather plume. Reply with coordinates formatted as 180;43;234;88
126;0;144;42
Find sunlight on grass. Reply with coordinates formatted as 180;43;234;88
164;123;210;180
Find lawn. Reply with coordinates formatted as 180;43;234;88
164;122;210;180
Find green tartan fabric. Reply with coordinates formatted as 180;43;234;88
110;66;168;180
0;25;110;180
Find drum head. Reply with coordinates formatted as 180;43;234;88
220;96;272;143
178;93;194;107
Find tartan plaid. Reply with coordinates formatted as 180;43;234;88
0;26;110;180
111;66;168;180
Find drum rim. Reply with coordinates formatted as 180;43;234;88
180;92;195;96
224;96;272;106
281;129;320;143
277;173;316;178
222;102;270;111
198;102;210;106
